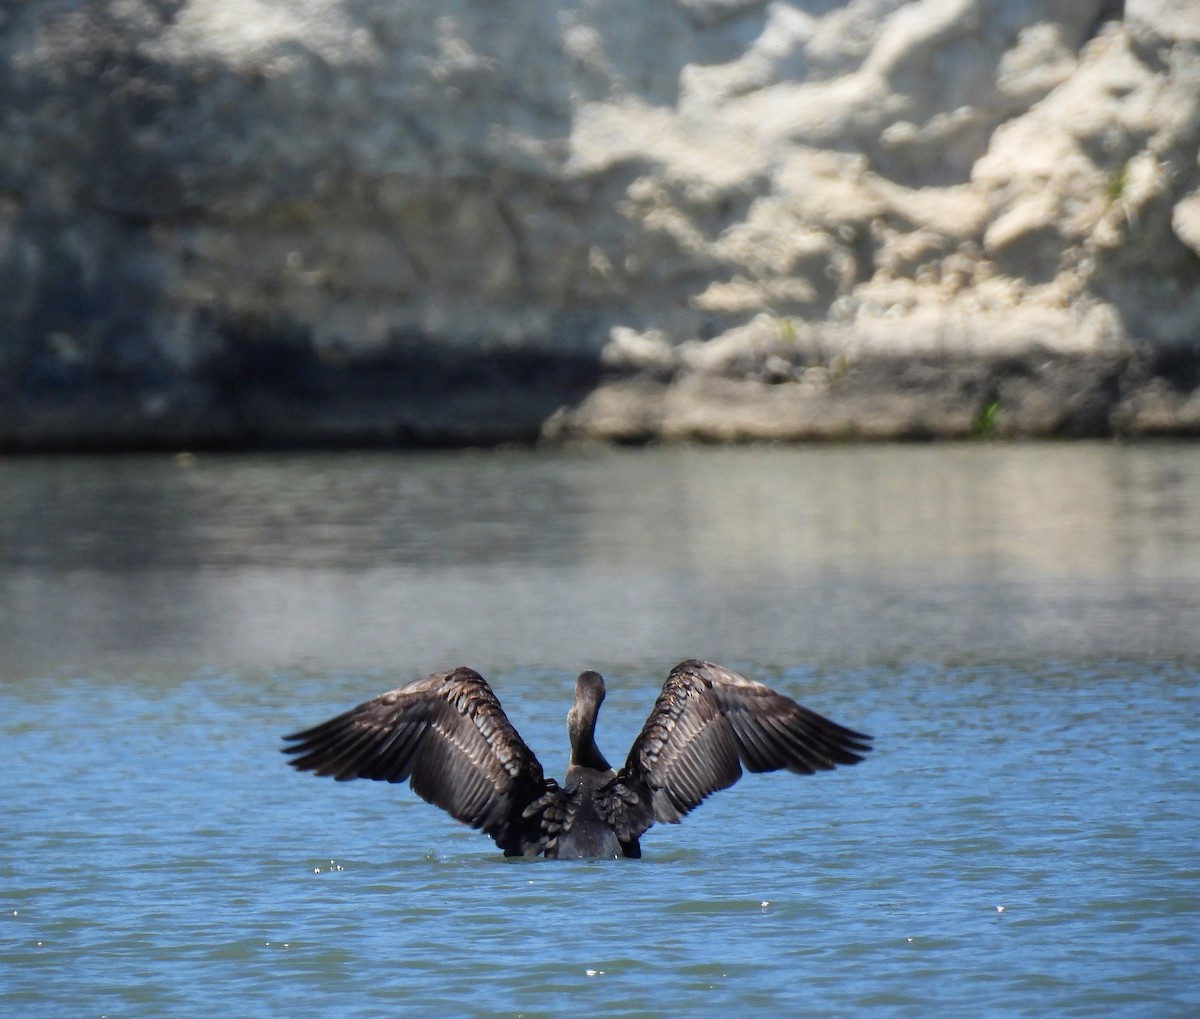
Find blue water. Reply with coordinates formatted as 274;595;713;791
3;661;1197;1017
2;444;1199;1015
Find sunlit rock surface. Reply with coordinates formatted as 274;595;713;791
1;0;1198;447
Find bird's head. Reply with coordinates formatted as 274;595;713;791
568;670;606;745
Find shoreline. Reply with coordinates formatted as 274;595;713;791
4;346;1198;453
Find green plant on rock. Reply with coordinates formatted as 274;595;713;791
1106;161;1130;206
972;399;1001;438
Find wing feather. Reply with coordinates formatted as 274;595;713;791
283;667;555;855
604;660;872;836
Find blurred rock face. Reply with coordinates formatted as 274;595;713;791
1;0;1198;447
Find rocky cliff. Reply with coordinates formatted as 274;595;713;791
2;0;1198;448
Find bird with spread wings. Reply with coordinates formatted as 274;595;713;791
283;659;872;859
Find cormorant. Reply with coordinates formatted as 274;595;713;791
283;659;871;859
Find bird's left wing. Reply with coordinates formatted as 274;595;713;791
283;667;556;855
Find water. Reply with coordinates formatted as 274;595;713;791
2;443;1198;1016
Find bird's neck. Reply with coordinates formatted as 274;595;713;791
570;729;612;772
569;706;612;771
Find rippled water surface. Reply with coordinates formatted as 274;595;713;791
2;444;1199;1016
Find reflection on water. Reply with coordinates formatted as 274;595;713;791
1;443;1198;675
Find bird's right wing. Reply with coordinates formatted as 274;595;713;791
601;660;872;836
283;667;557;855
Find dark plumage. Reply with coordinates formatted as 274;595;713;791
282;659;872;859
